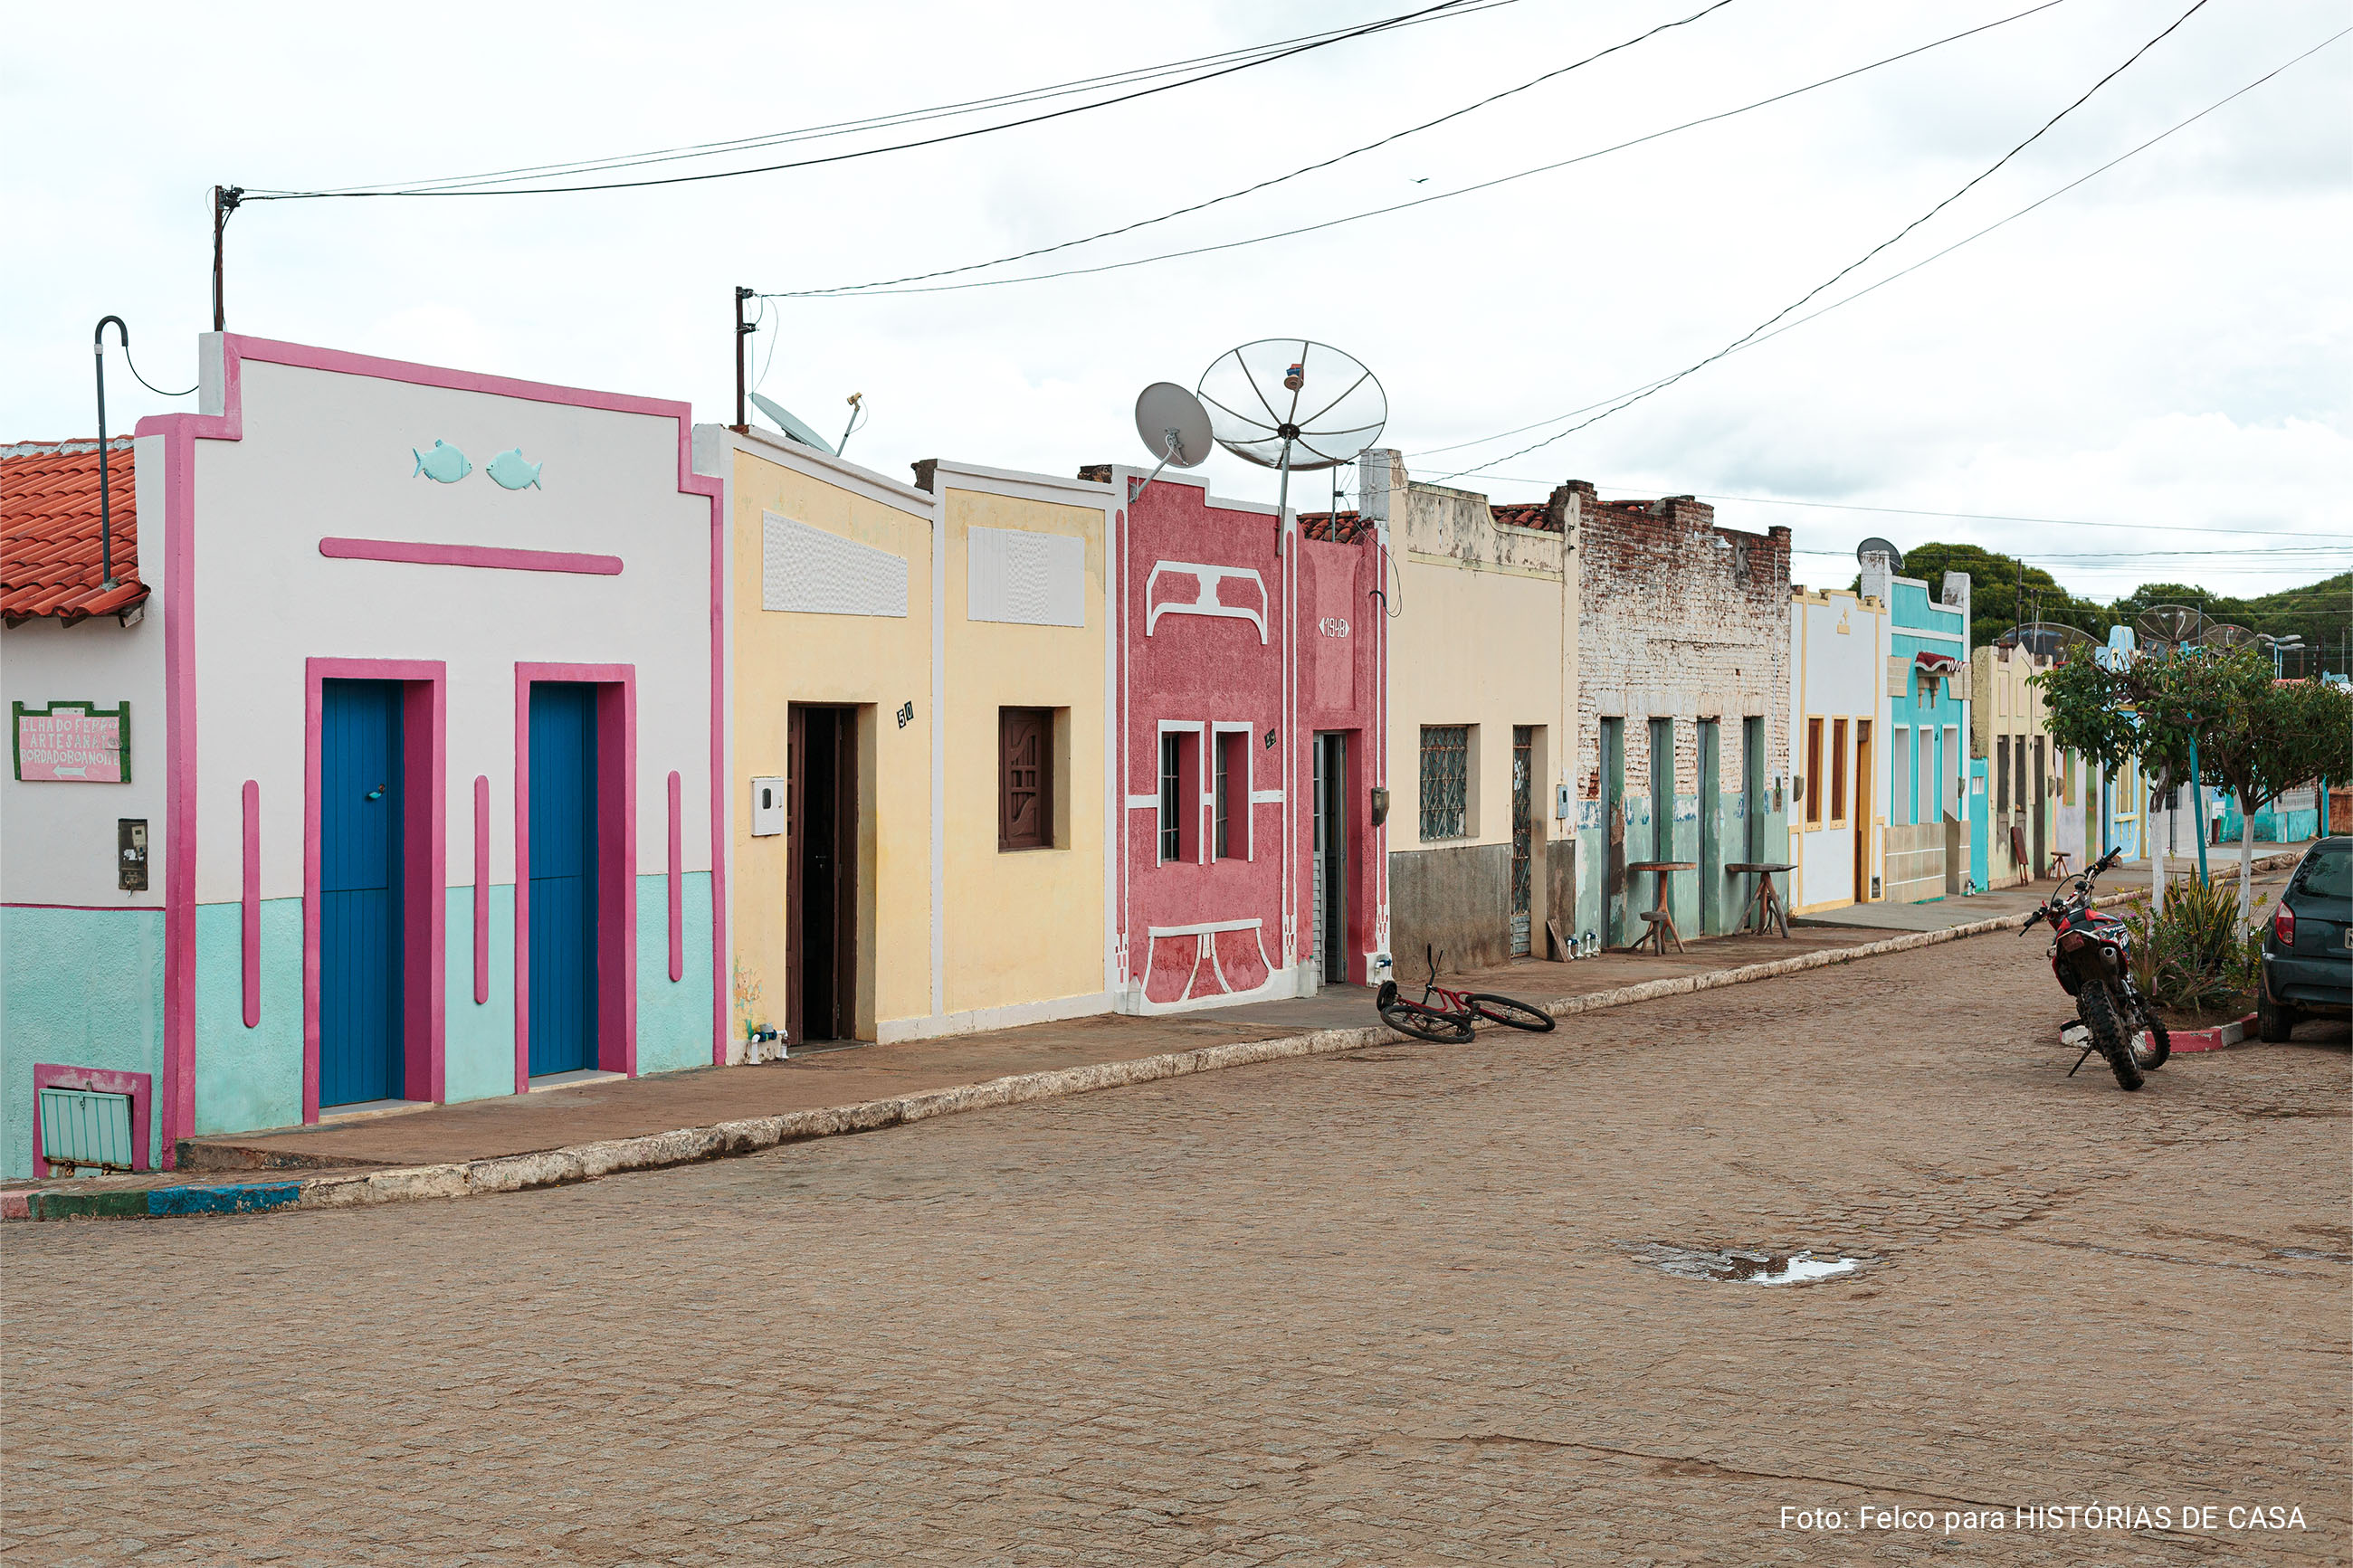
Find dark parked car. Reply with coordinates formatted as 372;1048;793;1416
2258;836;2351;1041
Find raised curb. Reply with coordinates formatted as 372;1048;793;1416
2;909;2044;1224
2168;1012;2256;1053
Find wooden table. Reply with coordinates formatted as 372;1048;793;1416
1624;860;1696;955
1727;861;1793;938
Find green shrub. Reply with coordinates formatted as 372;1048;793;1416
2126;875;2260;1012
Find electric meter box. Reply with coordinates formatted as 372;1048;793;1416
749;776;786;837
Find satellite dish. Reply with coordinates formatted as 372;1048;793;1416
1998;622;2093;660
1855;537;1904;573
749;392;836;456
2201;622;2259;651
2135;603;2205;649
1128;383;1213;499
1198;339;1386;552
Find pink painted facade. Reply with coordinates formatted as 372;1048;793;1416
1109;470;1386;1012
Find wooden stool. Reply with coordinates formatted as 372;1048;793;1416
2048;851;2074;881
1727;861;1793;938
1636;908;1684;955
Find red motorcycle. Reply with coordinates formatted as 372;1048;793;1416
2021;847;2170;1090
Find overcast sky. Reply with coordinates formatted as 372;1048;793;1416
7;0;2348;606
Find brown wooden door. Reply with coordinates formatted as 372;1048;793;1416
1853;720;1872;903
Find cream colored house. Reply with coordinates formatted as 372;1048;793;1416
696;425;1113;1054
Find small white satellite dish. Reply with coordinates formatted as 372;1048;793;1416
750;392;836;456
1197;339;1386;552
1129;382;1213;499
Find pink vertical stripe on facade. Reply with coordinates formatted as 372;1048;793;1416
667;770;683;984
473;774;491;1004
241;780;260;1027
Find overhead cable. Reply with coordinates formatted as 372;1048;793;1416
1414;26;2353;464
245;0;1487;201
769;0;1745;297
1433;0;2219;482
762;0;2073;297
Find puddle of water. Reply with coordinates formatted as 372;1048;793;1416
1629;1242;1863;1286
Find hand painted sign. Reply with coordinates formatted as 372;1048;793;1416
13;700;131;782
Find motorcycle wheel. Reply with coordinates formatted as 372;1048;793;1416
1380;1001;1473;1043
1465;993;1556;1032
2078;985;2144;1091
2129;1005;2171;1070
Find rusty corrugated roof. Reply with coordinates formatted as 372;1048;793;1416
1;438;149;622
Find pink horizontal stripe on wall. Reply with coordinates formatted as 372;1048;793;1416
242;780;261;1028
473;774;491;1005
318;537;623;575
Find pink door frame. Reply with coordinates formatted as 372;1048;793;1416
30;1064;155;1175
302;659;448;1123
513;663;638;1089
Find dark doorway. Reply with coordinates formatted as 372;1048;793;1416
319;679;405;1107
529;682;601;1078
1601;717;1626;947
2032;736;2047;877
1742;716;1765;862
1312;732;1349;984
1698;718;1721;935
788;705;860;1044
1510;727;1533;956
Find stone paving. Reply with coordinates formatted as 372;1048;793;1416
4;934;2345;1566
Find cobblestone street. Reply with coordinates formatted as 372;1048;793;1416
5;934;2346;1566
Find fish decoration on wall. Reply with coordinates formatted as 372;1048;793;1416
485;448;543;491
412;440;472;483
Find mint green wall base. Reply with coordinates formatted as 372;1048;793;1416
194;899;304;1137
1;905;166;1180
445;884;517;1104
636;871;715;1075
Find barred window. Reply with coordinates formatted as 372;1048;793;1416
1419;725;1469;841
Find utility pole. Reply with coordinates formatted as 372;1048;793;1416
734;287;755;432
93;317;129;588
211;185;243;332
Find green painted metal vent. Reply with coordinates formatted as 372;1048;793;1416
40;1087;135;1174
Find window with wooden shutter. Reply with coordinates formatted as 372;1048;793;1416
999;708;1052;851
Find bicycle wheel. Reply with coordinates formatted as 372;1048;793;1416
1465;993;1556;1032
1379;1001;1473;1043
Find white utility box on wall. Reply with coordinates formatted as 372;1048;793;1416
749;775;786;837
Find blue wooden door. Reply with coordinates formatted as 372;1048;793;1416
529;684;600;1076
320;679;405;1107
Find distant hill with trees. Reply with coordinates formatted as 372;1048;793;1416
1846;546;2348;678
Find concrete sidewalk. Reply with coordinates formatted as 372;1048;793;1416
2;903;2063;1222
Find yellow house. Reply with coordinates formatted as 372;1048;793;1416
695;426;1112;1055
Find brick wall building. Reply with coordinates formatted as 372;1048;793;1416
1572;489;1791;947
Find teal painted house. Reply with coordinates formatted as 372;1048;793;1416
1863;552;1971;904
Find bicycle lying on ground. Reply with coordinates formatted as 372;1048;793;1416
1376;945;1557;1041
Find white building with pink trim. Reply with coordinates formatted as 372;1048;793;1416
0;334;724;1177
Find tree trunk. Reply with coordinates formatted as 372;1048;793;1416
2237;803;2256;926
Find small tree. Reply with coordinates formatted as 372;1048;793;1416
2040;646;2353;921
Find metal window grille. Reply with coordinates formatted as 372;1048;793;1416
1214;734;1232;859
39;1087;135;1173
1419;726;1468;841
1159;735;1181;862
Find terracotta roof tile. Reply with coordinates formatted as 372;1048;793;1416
1296;509;1378;544
2;438;148;622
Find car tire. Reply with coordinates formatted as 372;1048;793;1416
2256;992;2298;1043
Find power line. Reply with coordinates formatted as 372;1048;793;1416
266;3;1521;197
1793;546;2349;560
767;0;1745;298
759;0;2075;298
1434;0;2218;482
245;0;1483;201
1405;24;2351;465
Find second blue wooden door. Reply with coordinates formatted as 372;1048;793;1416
320;679;405;1107
529;683;600;1076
